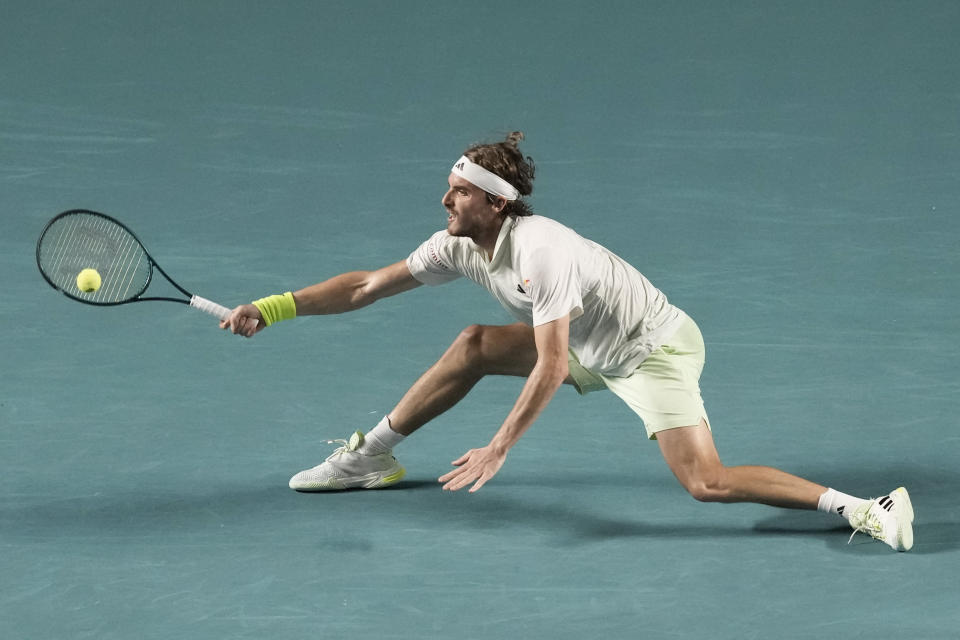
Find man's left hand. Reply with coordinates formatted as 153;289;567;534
438;445;507;492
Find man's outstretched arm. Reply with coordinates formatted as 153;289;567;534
438;313;570;492
222;260;421;336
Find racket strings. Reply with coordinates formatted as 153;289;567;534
38;212;151;303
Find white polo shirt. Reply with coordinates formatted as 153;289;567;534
406;215;687;377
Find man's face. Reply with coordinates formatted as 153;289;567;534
441;173;502;239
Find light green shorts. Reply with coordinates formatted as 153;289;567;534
567;317;710;440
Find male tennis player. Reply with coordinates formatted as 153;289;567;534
222;132;914;551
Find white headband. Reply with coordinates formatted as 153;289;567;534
451;155;520;201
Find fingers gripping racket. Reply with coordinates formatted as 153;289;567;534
37;209;242;323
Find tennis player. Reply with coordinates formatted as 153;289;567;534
222;132;914;551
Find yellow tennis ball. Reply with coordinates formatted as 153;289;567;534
76;268;102;293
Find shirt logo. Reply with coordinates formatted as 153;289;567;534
516;279;531;294
428;242;451;270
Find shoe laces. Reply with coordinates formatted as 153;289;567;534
322;438;353;462
323;431;365;462
847;502;883;545
325;437;347;450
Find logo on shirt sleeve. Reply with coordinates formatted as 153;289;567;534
428;241;451;271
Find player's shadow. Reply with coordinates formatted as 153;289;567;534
389;464;960;553
5;468;956;555
0;481;361;552
752;510;958;555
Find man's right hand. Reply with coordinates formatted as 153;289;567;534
220;304;264;338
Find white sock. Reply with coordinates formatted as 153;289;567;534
817;488;867;521
358;416;406;455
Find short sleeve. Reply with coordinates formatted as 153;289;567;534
522;247;584;326
406;230;464;286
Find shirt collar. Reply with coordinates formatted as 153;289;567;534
488;215;515;264
467;215;515;264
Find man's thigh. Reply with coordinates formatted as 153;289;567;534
474;323;578;386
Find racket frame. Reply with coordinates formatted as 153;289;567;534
37;209;234;321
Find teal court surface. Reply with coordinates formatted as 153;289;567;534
1;2;958;638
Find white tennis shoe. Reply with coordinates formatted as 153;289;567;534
288;431;406;491
848;487;914;551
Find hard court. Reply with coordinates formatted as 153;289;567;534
1;2;958;638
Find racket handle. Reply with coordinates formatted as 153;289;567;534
189;295;232;321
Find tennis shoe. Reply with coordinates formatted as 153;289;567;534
848;487;914;551
288;431;405;491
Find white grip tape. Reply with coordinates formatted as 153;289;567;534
190;295;232;321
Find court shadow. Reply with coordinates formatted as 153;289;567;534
386;487;806;545
753;510;856;536
381;473;960;553
558;504;957;554
6;470;955;555
1;480;360;552
287;479;438;493
821;520;959;555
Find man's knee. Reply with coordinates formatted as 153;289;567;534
448;323;538;377
680;467;731;503
451;324;488;364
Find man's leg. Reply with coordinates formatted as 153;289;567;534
387;323;559;435
655;419;826;509
655;420;914;550
288;323;553;491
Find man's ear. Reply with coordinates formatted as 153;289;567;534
492;196;509;213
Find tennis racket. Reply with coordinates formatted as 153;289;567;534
37;209;245;324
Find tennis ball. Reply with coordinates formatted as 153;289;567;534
76;268;102;293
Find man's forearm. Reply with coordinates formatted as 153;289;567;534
292;261;421;316
489;357;568;453
292;271;373;315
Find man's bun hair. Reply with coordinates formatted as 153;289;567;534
505;131;525;148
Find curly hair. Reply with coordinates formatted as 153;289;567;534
463;131;535;217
